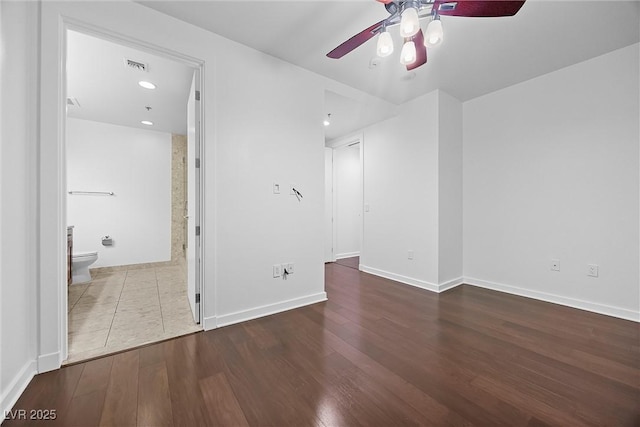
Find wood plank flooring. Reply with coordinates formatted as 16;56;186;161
5;260;639;426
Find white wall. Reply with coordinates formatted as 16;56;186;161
213;46;326;322
38;0;328;358
334;143;361;259
0;0;39;415
438;91;463;285
361;92;441;287
463;44;640;320
66;118;172;268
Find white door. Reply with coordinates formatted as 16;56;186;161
187;71;200;323
324;147;334;262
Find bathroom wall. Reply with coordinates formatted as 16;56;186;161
171;134;187;266
66;117;172;267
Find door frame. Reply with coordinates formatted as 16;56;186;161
55;19;205;363
326;133;364;267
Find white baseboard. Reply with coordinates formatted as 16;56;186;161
360;265;440;292
438;277;464;292
202;315;218;331
215;292;328;328
37;351;61;373
1;360;36;417
335;252;360;260
464;277;640;322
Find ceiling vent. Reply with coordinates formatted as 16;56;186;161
66;97;80;107
124;58;148;72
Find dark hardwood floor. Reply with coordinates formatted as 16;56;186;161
5;262;639;426
334;256;359;270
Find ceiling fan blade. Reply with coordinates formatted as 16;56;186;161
327;19;386;59
406;29;427;71
434;1;526;17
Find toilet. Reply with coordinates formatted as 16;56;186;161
71;251;98;284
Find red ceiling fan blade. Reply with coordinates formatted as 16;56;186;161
327;19;386;59
434;1;526;17
406;29;427;71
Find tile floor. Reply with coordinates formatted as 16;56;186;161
66;264;200;364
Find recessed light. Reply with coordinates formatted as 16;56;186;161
141;120;153;126
138;81;156;90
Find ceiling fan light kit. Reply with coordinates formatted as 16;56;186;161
327;0;526;71
400;40;417;65
399;4;421;37
425;15;443;46
376;30;394;57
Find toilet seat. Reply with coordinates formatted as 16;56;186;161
73;251;98;259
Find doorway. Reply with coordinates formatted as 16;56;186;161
325;136;363;269
64;29;203;363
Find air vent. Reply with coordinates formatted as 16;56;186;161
66;97;80;107
124;58;148;72
438;2;458;11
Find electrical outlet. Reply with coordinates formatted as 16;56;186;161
588;264;599;277
273;264;282;278
284;263;294;275
551;259;560;271
408;250;414;260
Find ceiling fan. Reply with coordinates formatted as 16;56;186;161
327;0;526;71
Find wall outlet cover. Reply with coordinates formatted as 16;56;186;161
588;264;599;277
273;264;282;278
551;259;560;271
285;263;294;274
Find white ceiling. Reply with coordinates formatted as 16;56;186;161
67;30;194;135
140;0;640;106
68;1;639;141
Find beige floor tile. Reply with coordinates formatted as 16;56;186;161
116;298;160;313
106;323;165;348
125;269;156;279
156;276;186;287
158;284;187;296
155;266;182;275
164;320;200;336
123;278;157;289
70;300;118;319
67;265;201;363
119;286;159;302
112;309;162;327
161;300;192;317
90;275;126;286
158;292;187;304
116;301;161;316
110;315;164;332
75;293;120;306
68;328;109;353
68;285;88;309
68;312;114;335
83;283;123;295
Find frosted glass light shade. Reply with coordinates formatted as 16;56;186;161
400;7;420;37
376;31;394;57
400;41;417;65
425;18;444;46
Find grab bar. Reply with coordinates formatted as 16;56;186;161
68;191;114;196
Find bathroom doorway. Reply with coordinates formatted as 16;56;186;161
64;29;203;363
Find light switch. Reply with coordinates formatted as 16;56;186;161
273;182;280;194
